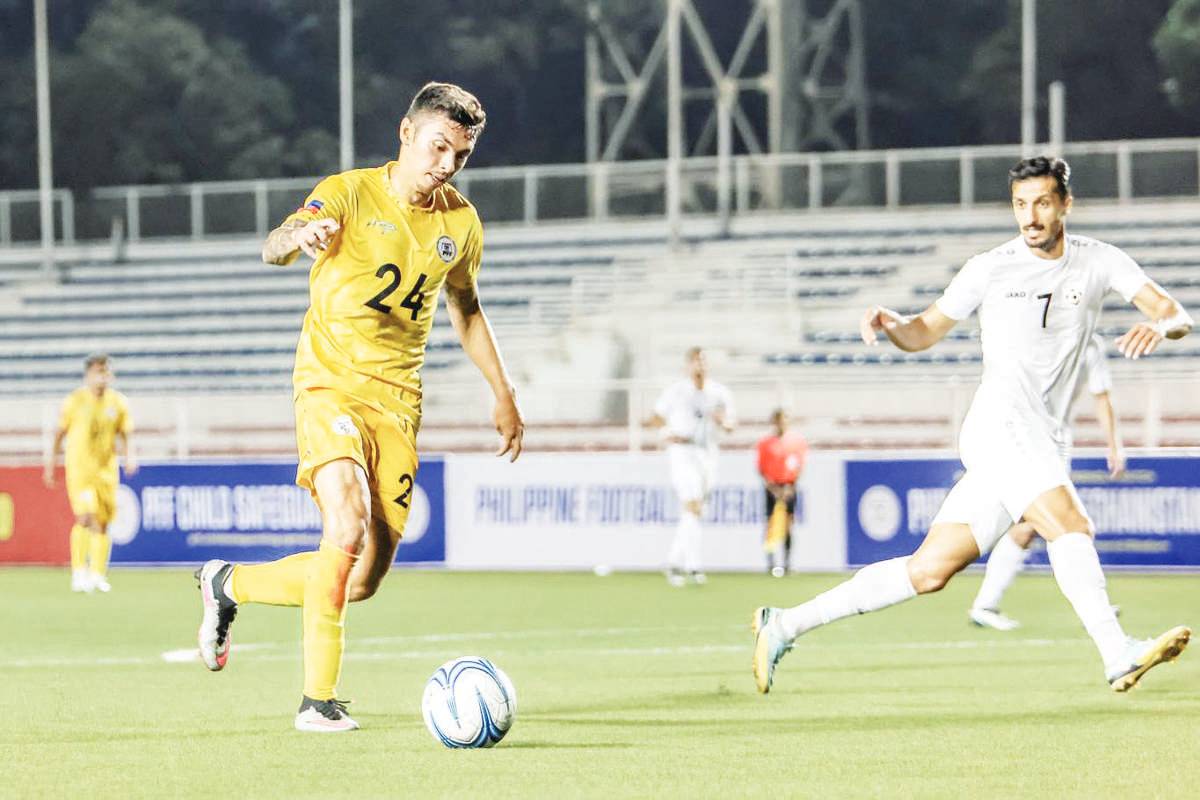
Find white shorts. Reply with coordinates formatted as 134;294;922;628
932;414;1073;554
668;444;717;504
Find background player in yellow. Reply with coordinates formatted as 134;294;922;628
195;82;525;732
43;354;137;594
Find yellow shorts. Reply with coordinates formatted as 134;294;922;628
66;473;117;525
294;387;421;538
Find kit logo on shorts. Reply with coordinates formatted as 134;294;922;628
436;235;457;263
331;415;358;436
1065;287;1083;306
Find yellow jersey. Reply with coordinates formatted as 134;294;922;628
58;387;131;481
281;163;483;413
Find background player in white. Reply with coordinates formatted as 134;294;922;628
753;156;1193;694
646;347;736;586
970;334;1125;631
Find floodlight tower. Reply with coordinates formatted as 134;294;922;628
585;0;869;242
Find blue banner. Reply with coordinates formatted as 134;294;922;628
107;459;445;564
845;456;1200;568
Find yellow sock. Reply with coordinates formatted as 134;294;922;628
229;551;317;606
70;525;89;572
302;540;358;701
88;531;111;576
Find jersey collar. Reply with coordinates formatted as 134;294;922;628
1017;231;1071;268
380;161;441;214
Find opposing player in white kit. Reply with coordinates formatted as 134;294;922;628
969;333;1125;631
646;347;736;586
753;156;1193;693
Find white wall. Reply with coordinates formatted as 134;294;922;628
444;451;845;571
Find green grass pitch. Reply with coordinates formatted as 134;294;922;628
1;568;1196;798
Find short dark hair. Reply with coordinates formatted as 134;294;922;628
405;82;486;136
686;346;703;360
84;353;109;371
1009;156;1071;199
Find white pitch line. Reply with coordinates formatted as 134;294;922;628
352;623;729;647
159;641;278;663
0;635;1089;670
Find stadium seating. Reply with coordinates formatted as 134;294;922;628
5;201;1200;457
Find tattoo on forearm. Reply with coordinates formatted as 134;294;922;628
447;282;481;316
262;219;306;263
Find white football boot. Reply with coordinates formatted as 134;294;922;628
90;572;112;593
1106;626;1190;692
968;607;1020;631
752;606;793;694
295;697;359;732
71;569;93;593
195;559;238;671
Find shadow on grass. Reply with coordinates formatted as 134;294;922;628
525;704;1185;735
523;685;1200;736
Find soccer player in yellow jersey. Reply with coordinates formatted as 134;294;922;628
194;82;525;732
43;354;137;593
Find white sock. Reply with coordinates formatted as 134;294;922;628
668;512;699;570
778;557;917;640
972;533;1030;612
680;512;703;573
1047;532;1127;667
667;523;686;570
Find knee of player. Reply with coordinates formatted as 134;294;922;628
1010;523;1038;548
1067;513;1095;537
907;560;951;594
322;507;369;549
348;577;380;603
1044;511;1095;538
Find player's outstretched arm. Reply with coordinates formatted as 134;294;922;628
1114;283;1194;359
859;303;957;352
261;219;341;264
446;280;525;462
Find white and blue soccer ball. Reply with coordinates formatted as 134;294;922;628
421;656;517;748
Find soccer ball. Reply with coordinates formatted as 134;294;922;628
421;656;517;748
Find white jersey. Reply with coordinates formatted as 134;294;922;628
937;234;1147;445
654;379;736;450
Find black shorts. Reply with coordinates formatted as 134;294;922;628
764;488;796;517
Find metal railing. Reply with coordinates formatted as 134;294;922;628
3;138;1200;249
7;372;1199;465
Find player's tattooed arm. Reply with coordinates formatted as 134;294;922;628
261;219;341;264
445;279;481;318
